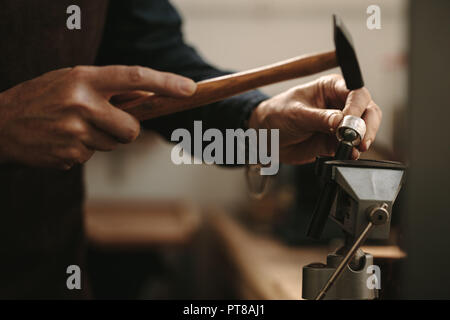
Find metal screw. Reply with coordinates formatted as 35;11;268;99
368;203;390;225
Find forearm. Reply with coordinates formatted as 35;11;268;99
96;0;268;139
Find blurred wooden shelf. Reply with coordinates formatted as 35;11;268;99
85;200;201;249
209;210;406;300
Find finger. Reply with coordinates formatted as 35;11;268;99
54;143;94;166
83;65;197;97
316;74;349;109
291;105;343;134
80;123;119;151
87;99;141;143
360;101;382;152
280;134;338;164
342;87;372;117
352;148;361;160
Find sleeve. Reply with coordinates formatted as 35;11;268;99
96;0;269;141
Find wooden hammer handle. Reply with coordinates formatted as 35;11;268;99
117;50;337;121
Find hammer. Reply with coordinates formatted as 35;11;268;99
117;15;364;121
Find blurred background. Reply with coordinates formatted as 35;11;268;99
84;0;449;299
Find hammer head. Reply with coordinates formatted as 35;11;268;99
333;15;364;90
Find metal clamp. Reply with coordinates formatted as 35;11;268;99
314;203;390;300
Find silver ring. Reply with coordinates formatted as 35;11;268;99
336;115;366;146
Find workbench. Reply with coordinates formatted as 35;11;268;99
83;199;405;299
208;210;406;300
85;200;201;248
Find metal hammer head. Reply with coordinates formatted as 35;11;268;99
333;15;364;90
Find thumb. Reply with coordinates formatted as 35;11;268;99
295;107;343;133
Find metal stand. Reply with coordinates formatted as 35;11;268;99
302;159;405;300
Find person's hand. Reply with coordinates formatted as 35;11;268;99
0;65;197;169
248;74;381;165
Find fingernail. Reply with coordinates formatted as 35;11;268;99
365;139;372;150
179;79;197;95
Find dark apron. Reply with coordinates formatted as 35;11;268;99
0;0;108;299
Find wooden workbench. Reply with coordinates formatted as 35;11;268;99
85;200;201;248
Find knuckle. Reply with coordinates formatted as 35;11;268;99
318;74;343;89
128;66;145;83
68;86;88;106
64;117;87;138
316;74;345;106
317;108;328;119
289;85;302;96
359;87;372;99
75;102;94;117
321;73;343;82
69;66;91;81
64;146;92;164
160;72;176;91
65;147;82;162
62;83;92;113
368;102;382;119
